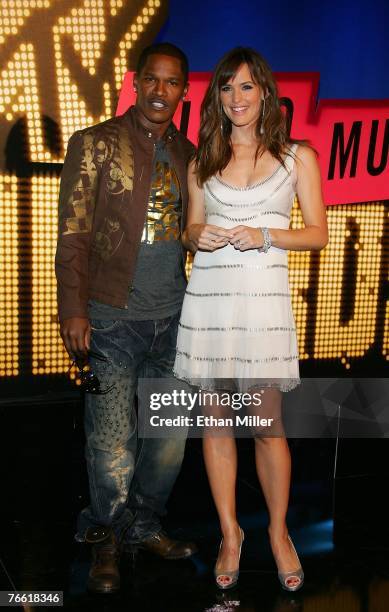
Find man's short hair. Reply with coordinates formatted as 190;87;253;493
136;42;189;82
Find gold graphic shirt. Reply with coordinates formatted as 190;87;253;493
142;148;181;244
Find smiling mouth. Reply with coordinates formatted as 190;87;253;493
149;99;169;110
230;106;249;113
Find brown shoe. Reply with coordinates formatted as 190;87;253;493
137;531;198;560
85;526;120;594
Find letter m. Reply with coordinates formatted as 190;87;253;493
328;121;362;179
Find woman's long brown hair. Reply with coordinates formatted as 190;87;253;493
195;47;300;185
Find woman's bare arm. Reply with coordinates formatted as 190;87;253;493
268;145;328;250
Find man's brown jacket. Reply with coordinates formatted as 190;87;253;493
55;106;195;321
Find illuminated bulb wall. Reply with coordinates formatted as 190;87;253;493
314;204;385;366
0;0;166;165
31;175;66;376
289;200;388;367
0;175;18;377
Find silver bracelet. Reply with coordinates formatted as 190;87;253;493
257;227;272;253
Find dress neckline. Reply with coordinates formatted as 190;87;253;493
214;144;299;191
215;159;284;191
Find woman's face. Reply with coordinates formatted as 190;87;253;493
220;62;263;129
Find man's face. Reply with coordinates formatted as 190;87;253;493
134;54;188;129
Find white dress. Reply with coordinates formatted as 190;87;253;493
173;144;300;393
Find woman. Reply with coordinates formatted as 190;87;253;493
173;47;328;591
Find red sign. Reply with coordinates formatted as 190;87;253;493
117;72;389;206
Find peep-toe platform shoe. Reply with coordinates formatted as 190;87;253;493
277;535;304;592
214;528;244;590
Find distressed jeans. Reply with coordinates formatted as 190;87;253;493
76;311;186;544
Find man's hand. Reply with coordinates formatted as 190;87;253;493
60;317;91;360
186;223;233;252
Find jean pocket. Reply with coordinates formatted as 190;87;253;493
90;319;120;333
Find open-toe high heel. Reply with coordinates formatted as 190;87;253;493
214;527;244;590
277;535;304;592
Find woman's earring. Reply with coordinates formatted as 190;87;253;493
260;97;266;135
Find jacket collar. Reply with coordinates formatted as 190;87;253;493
125;105;178;144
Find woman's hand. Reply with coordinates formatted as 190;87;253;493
186;223;233;251
229;225;264;251
183;161;234;253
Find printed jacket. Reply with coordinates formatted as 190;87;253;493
55;106;195;321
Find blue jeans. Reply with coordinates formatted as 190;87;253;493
76;311;186;544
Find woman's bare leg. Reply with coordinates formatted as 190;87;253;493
202;395;242;586
251;388;302;586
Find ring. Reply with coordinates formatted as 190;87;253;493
236;240;241;247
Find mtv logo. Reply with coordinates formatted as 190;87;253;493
0;0;168;167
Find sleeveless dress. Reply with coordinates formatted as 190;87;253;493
173;144;300;393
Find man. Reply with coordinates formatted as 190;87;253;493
55;43;197;594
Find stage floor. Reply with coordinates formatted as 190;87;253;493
1;398;388;611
